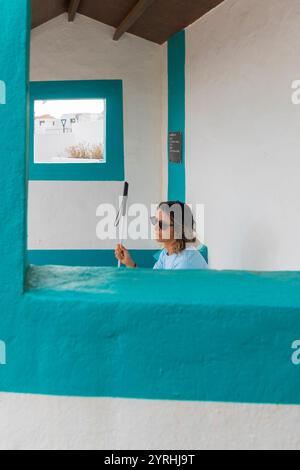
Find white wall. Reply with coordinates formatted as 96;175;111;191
1;393;300;450
186;0;300;270
29;14;164;250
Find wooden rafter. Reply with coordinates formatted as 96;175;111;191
68;0;81;22
113;0;156;41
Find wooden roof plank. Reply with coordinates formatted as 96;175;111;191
68;0;82;22
113;0;157;41
31;0;226;44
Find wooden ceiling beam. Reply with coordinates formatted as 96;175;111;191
113;0;156;41
68;0;81;22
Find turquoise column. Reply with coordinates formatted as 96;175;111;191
168;30;186;202
0;0;30;296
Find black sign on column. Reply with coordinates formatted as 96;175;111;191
169;131;183;163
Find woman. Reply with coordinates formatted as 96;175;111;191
115;201;208;270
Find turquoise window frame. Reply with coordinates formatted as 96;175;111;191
29;80;125;181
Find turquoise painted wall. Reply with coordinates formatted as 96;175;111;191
0;0;29;296
27;247;208;268
168;31;186;202
27;250;158;269
23;265;300;403
1;1;300;404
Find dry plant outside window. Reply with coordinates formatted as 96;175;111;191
66;142;104;160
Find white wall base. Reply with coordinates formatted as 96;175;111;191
1;393;300;450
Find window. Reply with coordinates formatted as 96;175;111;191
34;99;106;164
29;81;125;181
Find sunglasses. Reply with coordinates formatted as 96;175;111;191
150;216;174;230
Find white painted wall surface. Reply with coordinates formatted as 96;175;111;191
28;181;160;249
186;0;300;270
29;181;118;249
29;14;164;250
0;393;300;450
34;130;104;164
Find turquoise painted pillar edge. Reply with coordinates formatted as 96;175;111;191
0;0;30;295
168;30;186;202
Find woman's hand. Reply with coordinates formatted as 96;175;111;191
115;244;137;268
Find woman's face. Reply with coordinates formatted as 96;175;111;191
154;209;175;242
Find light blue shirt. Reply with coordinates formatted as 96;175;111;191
153;247;208;270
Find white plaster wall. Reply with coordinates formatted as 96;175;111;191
0;393;300;450
186;0;300;270
29;14;164;250
29;181;118;249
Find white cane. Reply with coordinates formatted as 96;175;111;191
115;182;129;268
